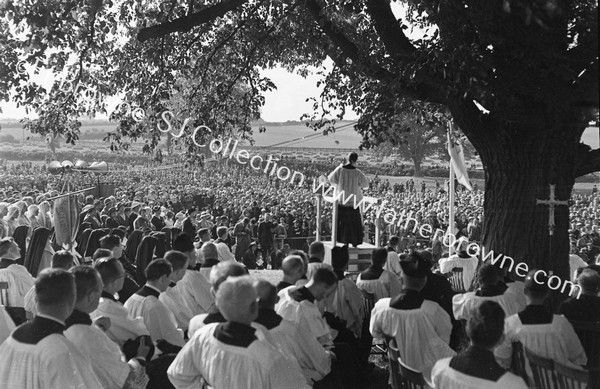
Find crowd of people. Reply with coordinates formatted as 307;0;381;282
0;154;598;388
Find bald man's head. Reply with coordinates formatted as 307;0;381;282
209;260;248;291
253;279;278;309
201;242;218;261
216;276;257;324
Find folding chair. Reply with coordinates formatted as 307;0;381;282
398;358;434;389
554;360;595;389
446;267;465;293
511;341;529;386
0;281;9;307
360;289;386;355
525;347;557;389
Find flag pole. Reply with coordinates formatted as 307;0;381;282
448;121;456;255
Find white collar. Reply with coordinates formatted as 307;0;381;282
36;312;66;326
144;284;162;294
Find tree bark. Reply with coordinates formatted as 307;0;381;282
413;158;422;177
451;101;587;298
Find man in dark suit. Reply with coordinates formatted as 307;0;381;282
257;213;274;268
182;208;197;238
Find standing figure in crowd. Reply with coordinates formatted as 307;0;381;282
328;152;369;247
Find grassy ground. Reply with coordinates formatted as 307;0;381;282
250;269;391;388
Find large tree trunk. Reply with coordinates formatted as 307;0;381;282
413;158;422;177
451;101;587;304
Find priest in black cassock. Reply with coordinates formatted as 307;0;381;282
328;152;369;247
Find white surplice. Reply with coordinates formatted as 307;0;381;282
276;286;336;348
356;270;402;300
65;323;131;389
90;296;150;347
0;305;15;345
438;254;479;290
0;334;102;389
431;358;528;389
0;263;35;307
263;318;332;383
167;322;309;389
370;297;455;378
384;250;402;278
177;270;215;315
494;313;587;379
323;278;364;338
125;291;185;347
452;282;526;321
160;284;195;331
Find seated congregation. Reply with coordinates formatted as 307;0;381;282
0;230;598;389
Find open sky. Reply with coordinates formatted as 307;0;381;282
0;62;355;123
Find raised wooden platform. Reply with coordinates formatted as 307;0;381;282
323;241;377;281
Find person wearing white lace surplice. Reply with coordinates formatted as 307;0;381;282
65;266;149;389
0;305;15;345
453;264;526;321
0;238;34;311
438;238;479;290
327;152;370;247
370;258;455;379
168;276;309;389
494;270;587;385
90;257;150;347
356;248;402;301
431;300;528;389
0;269;103;389
253;279;334;386
124;259;185;352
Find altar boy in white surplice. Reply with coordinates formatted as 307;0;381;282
168;276;308;389
453;264;526;321
432;300;527;389
0;268;102;389
0;238;35;309
370;257;455;378
91;257;150;347
65;266;149;389
494;270;587;383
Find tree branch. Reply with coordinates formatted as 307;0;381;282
364;0;416;58
575;146;600;178
137;0;249;42
303;0;394;82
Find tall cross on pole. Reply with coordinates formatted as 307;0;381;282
536;184;569;236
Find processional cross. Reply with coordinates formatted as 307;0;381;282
536;184;569;236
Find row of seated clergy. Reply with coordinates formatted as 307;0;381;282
494;270;588;383
369;255;455;379
0;269;107;389
452;264;527;321
158;235;214;330
169;267;315;388
185;260;370;388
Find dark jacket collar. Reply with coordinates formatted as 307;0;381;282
12;316;65;344
101;291;117;302
136;285;160;298
214;321;257;347
289;286;315;303
255;308;283;330
66;309;93;328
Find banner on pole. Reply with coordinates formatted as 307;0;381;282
447;128;473;191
